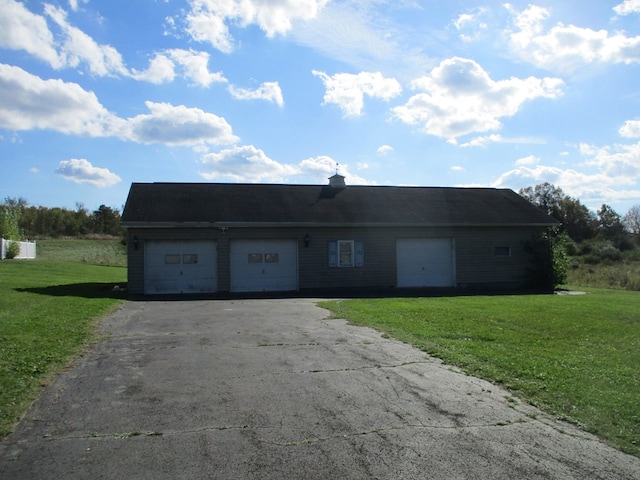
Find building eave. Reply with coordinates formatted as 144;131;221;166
121;221;559;229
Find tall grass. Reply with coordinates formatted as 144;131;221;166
567;247;640;291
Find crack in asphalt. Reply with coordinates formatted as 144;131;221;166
34;417;534;445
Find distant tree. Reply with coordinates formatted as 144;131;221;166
92;205;121;236
597;204;625;239
519;183;565;218
519;183;597;242
623;205;640;241
0;197;24;240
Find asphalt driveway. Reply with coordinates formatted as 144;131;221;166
1;298;639;479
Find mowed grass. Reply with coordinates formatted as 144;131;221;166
0;239;126;437
320;290;640;457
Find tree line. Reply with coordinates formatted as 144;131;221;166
519;183;640;247
0;197;122;239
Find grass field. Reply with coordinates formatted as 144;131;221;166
0;239;126;437
320;290;640;457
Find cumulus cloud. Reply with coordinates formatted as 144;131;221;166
0;0;62;68
125;101;238;147
298;155;373;184
44;3;128;77
377;144;394;155
183;0;328;52
453;8;488;42
0;63;121;136
515;155;540;166
0;65;238;147
228;82;284;107
199;147;372;184
507;4;640;72
614;0;640;16
55;158;121;187
0;2;227;86
200;145;299;182
489;126;640;207
620;119;640;138
392;57;563;140
313;70;402;117
132;49;227;87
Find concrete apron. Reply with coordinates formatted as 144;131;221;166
1;298;639;479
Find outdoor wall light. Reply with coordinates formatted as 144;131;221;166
133;235;139;250
304;234;310;248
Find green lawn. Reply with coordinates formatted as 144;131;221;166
320;289;640;457
0;239;126;437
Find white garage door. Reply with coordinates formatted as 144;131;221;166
230;239;298;292
396;238;454;288
145;240;217;294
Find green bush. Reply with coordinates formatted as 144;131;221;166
5;241;20;259
580;240;622;263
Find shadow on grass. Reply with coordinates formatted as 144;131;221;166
16;283;128;299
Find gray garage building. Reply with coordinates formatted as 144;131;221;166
121;176;558;295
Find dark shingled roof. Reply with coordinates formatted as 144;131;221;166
121;182;558;227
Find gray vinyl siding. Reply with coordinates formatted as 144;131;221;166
125;225;547;295
455;227;541;288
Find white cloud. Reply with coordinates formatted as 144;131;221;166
131;54;176;84
507;4;640;72
515;155;540;166
167;49;227;86
0;63;121;136
614;0;640;16
392;57;563;140
200;145;298;182
44;3;128;77
0;0;62;68
68;0;88;12
298;155;373;184
200;148;373;184
490;163;640;207
451;166;465;172
377;144;394;155
228;82;284;107
133;49;227;87
55;158;121;187
125;101;238;147
620;119;640;138
453;8;488;42
313;70;402;117
0;65;238;147
1;2;225;86
580;141;640;178
458;134;546;147
184;0;328;52
489;136;640;207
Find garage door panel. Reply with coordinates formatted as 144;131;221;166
145;241;217;294
230;240;297;292
397;238;454;288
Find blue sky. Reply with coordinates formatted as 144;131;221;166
1;0;640;215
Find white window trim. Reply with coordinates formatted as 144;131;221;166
329;240;364;267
